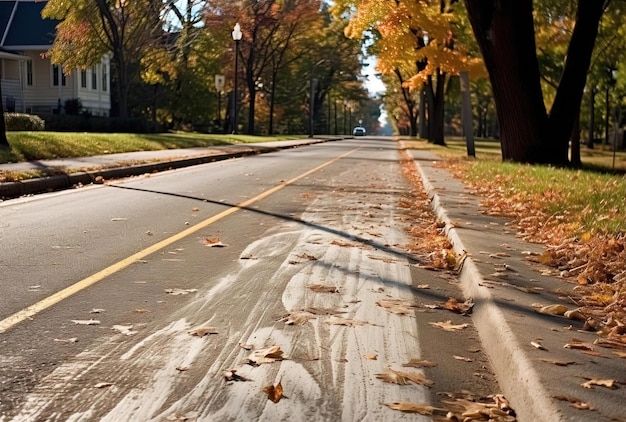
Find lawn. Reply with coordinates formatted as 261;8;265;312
0;132;299;164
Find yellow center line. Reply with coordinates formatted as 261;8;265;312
0;148;359;334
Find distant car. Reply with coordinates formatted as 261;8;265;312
353;127;366;136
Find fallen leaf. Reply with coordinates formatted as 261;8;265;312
308;284;339;293
453;355;473;362
263;381;285;403
553;395;596;411
325;316;368;327
175;366;189;372
417;284;430;289
613;351;626;358
133;308;149;313
383;402;439;415
204;237;228;247
112;325;137;336
71;319;101;325
247;346;284;365
188;327;218;337
90;308;106;314
376;368;434;387
376;299;414;315
94;382;113;388
538;304;568;316
402;358;437;368
111;217;127;221
54;338;78;343
428;320;468;332
531;341;547;350
280;311;317;325
165;288;198;295
444;298;474;315
364;354;378;360
223;369;251;382
192;207;199;212
564;339;594;351
581;378;617;389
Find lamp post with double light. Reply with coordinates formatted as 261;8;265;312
231;23;242;134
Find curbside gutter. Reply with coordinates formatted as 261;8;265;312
414;160;563;422
0;138;340;200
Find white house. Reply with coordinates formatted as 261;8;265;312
0;0;110;116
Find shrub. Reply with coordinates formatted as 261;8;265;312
64;98;83;115
41;114;161;133
4;113;45;131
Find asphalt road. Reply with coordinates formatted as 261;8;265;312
0;138;502;421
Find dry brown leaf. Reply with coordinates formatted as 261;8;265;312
223;369;251;382
417;284;430;289
364;354;378;360
376;299;414;315
94;382;113;388
444;298;474;315
612;351;626;358
453;355;473;362
247;346;284;365
326;316;368;327
553;395;596;411
429;320;468;332
175;366;189;372
308;284;339;293
564;339;594;351
538;304;568;316
402;358;437;368
280;311;317;325
376;368;434;387
263;381;285;403
165;288;198;295
112;325;137;336
54;337;78;343
188;327;218;337
90;308;106;314
531;340;547;350
71;319;101;325
581;378;617;389
383;402;439;415
204;237;228;247
441;397;514;420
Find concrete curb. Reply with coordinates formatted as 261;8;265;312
0;138;338;200
414;161;563;422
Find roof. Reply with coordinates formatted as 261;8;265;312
0;0;58;50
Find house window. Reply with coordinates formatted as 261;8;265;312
102;63;108;92
91;66;97;89
52;64;66;86
26;60;33;86
80;70;87;88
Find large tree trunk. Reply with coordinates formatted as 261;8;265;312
464;0;547;163
464;0;604;165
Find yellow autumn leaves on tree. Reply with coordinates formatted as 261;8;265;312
331;0;485;90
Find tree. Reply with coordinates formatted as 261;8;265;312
332;0;483;143
463;0;606;164
43;0;167;118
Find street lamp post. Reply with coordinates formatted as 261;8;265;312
215;74;225;132
309;59;326;138
231;23;242;134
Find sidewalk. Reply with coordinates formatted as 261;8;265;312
1;140;623;421
0;137;339;199
411;150;624;422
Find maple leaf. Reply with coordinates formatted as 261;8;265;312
263;380;285;403
280;311;317;325
376;299;414;315
429;320;468;331
247;346;284;365
376;368;433;387
223;369;251;382
538;304;568;316
444;297;474;315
